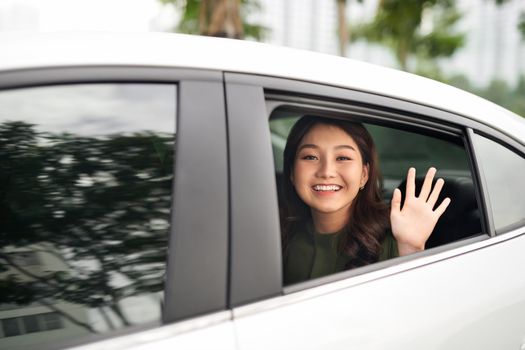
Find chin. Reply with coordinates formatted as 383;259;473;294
313;205;351;215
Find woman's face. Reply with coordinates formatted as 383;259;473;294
291;123;369;221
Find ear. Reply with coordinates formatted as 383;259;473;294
361;163;369;188
290;169;295;185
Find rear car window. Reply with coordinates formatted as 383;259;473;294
0;84;176;349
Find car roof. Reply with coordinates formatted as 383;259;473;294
1;31;524;143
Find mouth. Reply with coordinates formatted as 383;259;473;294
312;184;342;192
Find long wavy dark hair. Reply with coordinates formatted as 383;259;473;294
281;116;389;268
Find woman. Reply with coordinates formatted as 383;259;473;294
281;116;450;285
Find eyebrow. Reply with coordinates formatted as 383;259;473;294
298;144;357;152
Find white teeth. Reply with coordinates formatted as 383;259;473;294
313;185;341;191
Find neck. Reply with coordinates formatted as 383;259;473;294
311;210;350;234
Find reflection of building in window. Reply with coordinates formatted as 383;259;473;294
0;240;165;348
22;315;39;333
2;318;20;337
0;312;63;338
0;244;91;349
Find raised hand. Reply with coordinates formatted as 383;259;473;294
390;167;451;256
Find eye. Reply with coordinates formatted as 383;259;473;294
336;156;352;161
302;155;318;160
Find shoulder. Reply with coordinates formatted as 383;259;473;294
379;230;399;261
283;220;311;252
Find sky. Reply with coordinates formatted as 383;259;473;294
0;83;176;135
0;0;176;32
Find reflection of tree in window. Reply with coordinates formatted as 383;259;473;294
0;121;174;334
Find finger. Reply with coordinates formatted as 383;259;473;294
434;197;451;217
419;167;437;201
427;178;444;207
391;188;402;213
405;167;416;198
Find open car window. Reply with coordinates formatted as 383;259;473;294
269;108;483;287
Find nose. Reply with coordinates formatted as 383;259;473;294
316;158;336;179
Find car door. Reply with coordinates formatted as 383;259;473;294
0;67;236;350
225;73;525;350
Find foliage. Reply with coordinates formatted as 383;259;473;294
159;0;267;40
353;0;465;71
445;74;525;118
519;12;525;40
0;122;173;332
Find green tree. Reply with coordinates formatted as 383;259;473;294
477;78;525;118
353;0;464;71
519;12;525;40
1;121;173;332
159;0;266;40
446;73;474;92
511;76;525;116
445;74;525;118
480;79;512;108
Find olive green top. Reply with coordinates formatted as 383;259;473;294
283;221;398;285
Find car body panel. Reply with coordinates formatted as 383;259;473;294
233;229;525;350
225;82;282;306
0;66;230;347
1;32;524;143
66;312;235;350
1;32;525;350
164;79;230;322
222;72;525;350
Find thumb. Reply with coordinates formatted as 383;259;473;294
391;188;402;214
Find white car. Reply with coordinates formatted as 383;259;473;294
1;32;525;350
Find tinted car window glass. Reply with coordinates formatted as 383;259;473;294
473;133;525;232
0;84;175;348
367;125;471;198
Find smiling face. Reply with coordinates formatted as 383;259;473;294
291;123;369;226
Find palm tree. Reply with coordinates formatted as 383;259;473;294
336;0;364;57
199;0;243;38
336;0;348;56
159;0;266;40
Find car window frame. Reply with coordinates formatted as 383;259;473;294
0;66;230;348
225;81;283;308
224;72;522;310
267;101;490;292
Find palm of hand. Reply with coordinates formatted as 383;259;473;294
390;167;451;255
